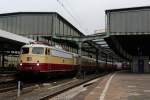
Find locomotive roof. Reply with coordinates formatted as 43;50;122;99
22;44;108;62
22;44;72;53
23;44;50;48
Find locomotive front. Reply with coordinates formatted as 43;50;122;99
18;44;48;73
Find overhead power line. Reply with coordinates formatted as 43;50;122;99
57;0;78;24
56;0;89;34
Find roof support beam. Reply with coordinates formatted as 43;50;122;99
111;36;132;60
52;34;108;43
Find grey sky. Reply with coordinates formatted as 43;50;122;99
0;0;150;35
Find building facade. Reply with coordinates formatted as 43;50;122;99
0;12;85;52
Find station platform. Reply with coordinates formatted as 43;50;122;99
72;71;150;100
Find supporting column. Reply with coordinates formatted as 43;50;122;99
2;44;4;67
0;55;1;67
144;57;149;73
2;52;4;67
112;57;114;70
132;56;150;73
105;54;108;72
96;49;99;73
77;41;82;78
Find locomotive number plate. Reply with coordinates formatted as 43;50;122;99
27;57;32;61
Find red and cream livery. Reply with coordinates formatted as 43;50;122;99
18;42;118;76
19;43;78;73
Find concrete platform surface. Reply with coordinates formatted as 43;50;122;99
71;71;150;100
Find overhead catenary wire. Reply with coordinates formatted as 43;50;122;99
56;0;89;34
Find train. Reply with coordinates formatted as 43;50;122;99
18;42;119;77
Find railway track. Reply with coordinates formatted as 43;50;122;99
0;73;18;93
0;75;74;93
0;74;16;83
0;83;16;93
0;72;109;100
41;72;107;100
0;75;78;100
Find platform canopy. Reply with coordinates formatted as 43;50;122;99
105;6;150;60
0;29;34;51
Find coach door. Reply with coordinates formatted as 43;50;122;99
45;48;51;71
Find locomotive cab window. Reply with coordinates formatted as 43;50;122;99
32;47;44;54
21;48;29;54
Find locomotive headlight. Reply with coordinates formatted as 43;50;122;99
37;63;39;66
20;60;22;66
37;60;39;66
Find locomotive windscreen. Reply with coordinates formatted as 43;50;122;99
21;48;29;54
32;47;44;54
